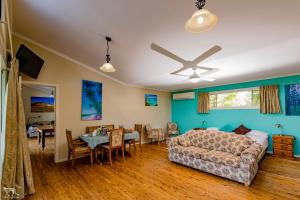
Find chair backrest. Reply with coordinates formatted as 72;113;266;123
167;122;178;131
103;124;115;132
66;129;73;150
145;124;152;135
86;126;101;133
109;128;124;148
134;124;143;134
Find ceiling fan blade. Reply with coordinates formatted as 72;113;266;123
151;43;187;64
170;66;190;75
197;68;220;76
199;77;216;82
191;45;222;65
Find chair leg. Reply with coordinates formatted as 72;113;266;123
128;143;131;152
139;141;142;153
68;151;71;161
71;154;75;168
122;147;125;161
101;148;104;161
90;150;93;165
109;149;112;166
133;141;136;151
115;149;118;157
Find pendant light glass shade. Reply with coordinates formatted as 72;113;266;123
100;62;116;73
189;73;201;83
185;9;218;33
100;36;116;73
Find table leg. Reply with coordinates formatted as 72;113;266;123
42;131;46;150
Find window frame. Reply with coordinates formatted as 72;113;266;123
209;87;260;110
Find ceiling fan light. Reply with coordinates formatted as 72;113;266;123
185;9;218;33
100;62;116;73
189;73;201;83
190;77;201;83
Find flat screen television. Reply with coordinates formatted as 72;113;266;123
16;44;44;79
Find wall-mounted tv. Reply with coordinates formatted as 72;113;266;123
16;44;44;79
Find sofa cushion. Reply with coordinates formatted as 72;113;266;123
178;136;191;147
229;135;254;156
188;130;234;153
171;146;209;159
202;150;241;168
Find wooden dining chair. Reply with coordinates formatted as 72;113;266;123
102;124;115;132
86;126;101;133
134;124;143;152
145;124;164;144
101;128;124;166
66;129;93;168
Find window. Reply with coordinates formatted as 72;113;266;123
209;88;260;109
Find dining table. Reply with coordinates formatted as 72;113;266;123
80;131;140;164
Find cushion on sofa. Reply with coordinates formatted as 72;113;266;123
230;135;254;156
171;146;209;159
178;136;191;147
189;130;234;153
201;150;241;168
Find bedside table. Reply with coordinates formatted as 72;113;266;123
272;134;295;160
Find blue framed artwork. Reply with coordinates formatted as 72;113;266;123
285;84;300;116
145;94;158;106
81;80;102;120
31;97;55;112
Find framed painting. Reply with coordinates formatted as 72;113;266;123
81;80;102;120
145;94;158;106
31;97;55;112
285;84;300;116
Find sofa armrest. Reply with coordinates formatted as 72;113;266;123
240;142;262;166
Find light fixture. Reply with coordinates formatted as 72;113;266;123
189;73;201;83
100;37;116;73
185;0;218;33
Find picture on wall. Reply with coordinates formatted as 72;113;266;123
285;84;300;116
145;94;158;106
81;80;102;120
31;97;55;112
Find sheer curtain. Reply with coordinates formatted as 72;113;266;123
1;59;35;199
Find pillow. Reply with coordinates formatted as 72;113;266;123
207;127;220;131
246;130;268;139
178;136;191;147
233;125;251;135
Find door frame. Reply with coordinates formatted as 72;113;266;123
22;80;60;163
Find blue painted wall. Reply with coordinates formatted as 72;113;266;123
172;75;300;155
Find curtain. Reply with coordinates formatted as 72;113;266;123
260;85;282;114
198;92;210;114
1;59;35;199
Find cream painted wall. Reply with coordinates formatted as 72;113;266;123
22;85;55;124
13;36;171;162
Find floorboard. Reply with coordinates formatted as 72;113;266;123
25;138;300;200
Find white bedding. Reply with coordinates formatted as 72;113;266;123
246;134;268;151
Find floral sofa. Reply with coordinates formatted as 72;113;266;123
168;130;262;186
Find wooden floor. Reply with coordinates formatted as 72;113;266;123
25;138;300;200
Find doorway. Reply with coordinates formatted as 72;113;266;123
21;81;59;163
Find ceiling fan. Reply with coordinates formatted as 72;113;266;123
151;43;222;83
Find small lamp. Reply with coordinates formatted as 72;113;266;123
275;123;284;135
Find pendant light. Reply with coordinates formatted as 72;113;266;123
185;0;218;33
100;37;116;73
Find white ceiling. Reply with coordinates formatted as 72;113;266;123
13;0;300;91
